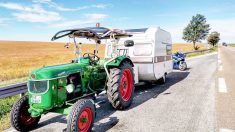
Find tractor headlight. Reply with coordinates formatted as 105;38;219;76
66;84;75;93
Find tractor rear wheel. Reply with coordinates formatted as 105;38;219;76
10;96;41;131
67;99;95;132
107;61;135;110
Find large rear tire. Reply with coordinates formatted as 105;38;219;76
67;99;95;132
107;61;135;110
10;96;41;131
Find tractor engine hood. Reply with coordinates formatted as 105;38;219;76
30;63;86;80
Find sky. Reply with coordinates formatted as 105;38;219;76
0;0;234;43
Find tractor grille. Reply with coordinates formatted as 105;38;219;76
28;81;48;93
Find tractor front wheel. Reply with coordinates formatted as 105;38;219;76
67;99;95;132
10;96;41;131
107;61;135;110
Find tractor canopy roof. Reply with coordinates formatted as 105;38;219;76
51;27;132;41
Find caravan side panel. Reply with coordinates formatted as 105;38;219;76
153;28;171;79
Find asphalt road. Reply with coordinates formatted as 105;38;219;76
216;46;235;132
6;49;235;132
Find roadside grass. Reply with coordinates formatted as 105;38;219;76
0;95;20;131
229;44;235;47
0;77;27;87
186;47;218;58
0;76;27;130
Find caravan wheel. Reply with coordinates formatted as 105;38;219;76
158;74;166;84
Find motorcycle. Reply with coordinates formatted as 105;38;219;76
173;52;187;71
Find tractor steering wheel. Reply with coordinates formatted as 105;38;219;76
83;53;100;65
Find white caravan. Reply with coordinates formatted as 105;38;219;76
105;27;173;84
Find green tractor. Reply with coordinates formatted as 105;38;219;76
10;27;135;132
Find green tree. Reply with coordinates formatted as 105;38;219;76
183;14;210;50
207;31;220;47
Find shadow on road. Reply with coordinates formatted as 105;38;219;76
33;71;190;131
37;115;66;127
93;71;190;131
128;71;190;108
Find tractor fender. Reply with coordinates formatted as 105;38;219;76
106;56;134;68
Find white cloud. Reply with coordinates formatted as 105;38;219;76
0;2;62;23
156;13;182;17
208;19;235;43
32;0;75;11
0;3;45;13
13;12;61;22
91;4;107;9
168;27;184;43
73;4;108;11
54;4;108;11
52;13;108;28
32;0;52;3
0;2;109;28
166;19;235;43
32;0;108;11
52;20;96;28
84;13;108;19
0;18;10;26
0;3;25;10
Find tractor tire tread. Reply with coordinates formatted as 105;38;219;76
107;61;135;110
67;99;95;132
10;96;40;132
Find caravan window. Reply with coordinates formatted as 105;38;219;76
133;43;152;56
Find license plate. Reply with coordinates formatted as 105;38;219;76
32;95;41;103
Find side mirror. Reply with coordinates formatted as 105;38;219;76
124;40;134;47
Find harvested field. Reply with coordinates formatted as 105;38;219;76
0;41;205;83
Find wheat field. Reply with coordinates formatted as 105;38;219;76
172;43;205;52
0;41;205;84
0;41;105;83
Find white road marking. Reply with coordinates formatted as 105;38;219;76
5;130;15;132
220;128;235;132
218;78;227;93
219;65;223;71
217;51;222;70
